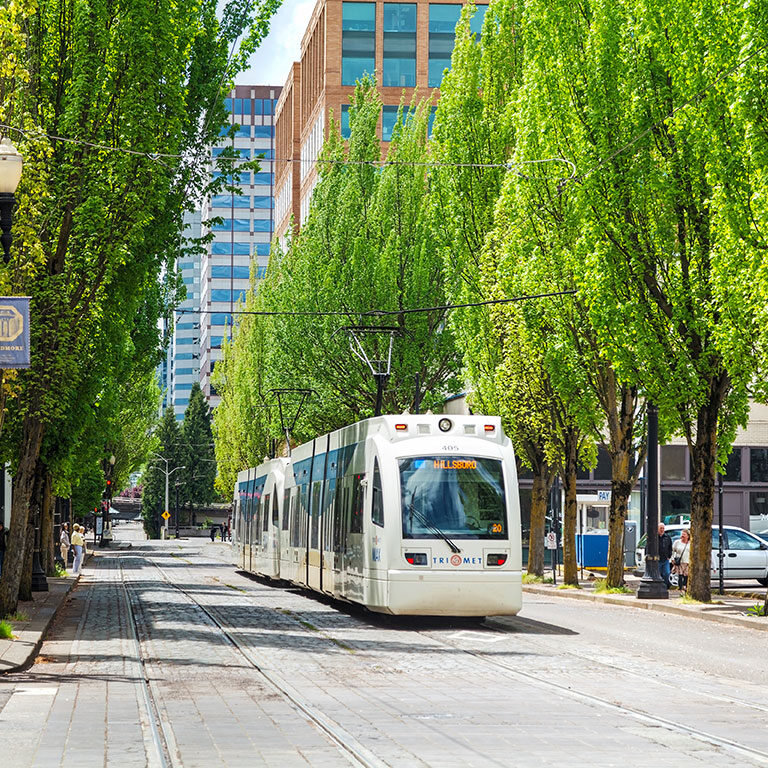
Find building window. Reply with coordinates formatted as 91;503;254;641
428;4;460;87
751;448;768;482
253;219;272;232
211;265;251;279
255;243;271;256
428;4;487;87
213;171;251;185
661;490;690;523
253;172;274;186
722;449;742;482
661;445;687;481
219;124;251;138
211;194;250;209
210;313;234;326
253;125;274;138
211;289;247;303
212;218;250;232
211;242;250;255
382;105;413;141
224;98;252;115
342;2;376;85
253;196;273;209
383;3;416;87
175;383;194;391
341;105;351;139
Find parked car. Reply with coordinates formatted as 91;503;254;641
635;524;768;586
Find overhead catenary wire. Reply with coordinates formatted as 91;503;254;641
1;40;764;178
174;288;577;318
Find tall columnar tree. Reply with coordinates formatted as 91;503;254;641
214;79;460;474
141;408;184;538
0;0;281;615
504;0;761;600
180;382;218;515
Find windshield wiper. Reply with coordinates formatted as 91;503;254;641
409;492;461;554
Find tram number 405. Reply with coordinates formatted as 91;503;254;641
544;532;557;549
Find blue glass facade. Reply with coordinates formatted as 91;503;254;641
383;4;417;87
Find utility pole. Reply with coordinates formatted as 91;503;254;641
149;454;185;538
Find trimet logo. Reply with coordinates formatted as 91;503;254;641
450;554;462;566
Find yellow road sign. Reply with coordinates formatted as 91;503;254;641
161;510;171;521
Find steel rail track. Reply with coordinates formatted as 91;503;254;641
198;556;768;766
116;558;177;768
130;553;387;768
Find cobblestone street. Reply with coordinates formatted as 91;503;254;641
1;523;767;767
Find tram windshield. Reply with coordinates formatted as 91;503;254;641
399;456;507;539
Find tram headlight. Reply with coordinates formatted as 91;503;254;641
438;418;453;433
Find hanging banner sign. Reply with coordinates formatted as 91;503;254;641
0;297;30;368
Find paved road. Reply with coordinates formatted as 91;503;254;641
1;522;767;767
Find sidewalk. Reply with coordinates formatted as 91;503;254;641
0;575;78;673
514;571;768;632
0;544;108;674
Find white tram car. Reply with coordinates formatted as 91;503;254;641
231;414;521;616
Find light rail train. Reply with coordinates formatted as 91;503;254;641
231;414;521;616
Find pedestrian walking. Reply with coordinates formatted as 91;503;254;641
672;528;691;592
210;526;216;542
0;521;7;577
658;523;673;588
71;524;84;574
59;522;70;570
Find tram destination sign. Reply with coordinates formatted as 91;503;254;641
0;297;30;368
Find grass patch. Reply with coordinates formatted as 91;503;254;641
7;611;29;622
557;583;581;590
745;604;768;617
593;579;632;595
679;593;707;605
0;620;13;639
523;573;554;584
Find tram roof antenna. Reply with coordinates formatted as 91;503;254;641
268;388;314;457
338;325;403;417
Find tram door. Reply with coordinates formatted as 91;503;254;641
271;490;280;576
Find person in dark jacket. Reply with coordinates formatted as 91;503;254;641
658;523;673;588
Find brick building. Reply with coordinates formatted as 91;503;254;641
274;0;487;245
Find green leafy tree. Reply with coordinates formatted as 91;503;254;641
141;408;184;538
179;382;218;516
0;0;282;616
214;79;460;478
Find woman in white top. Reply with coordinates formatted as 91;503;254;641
672;529;691;592
71;524;84;574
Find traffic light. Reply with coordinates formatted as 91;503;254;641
105;478;113;497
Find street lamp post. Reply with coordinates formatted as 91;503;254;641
174;481;181;538
149;454;185;538
637;402;669;599
0;137;23;264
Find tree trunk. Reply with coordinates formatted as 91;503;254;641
41;471;54;575
688;374;728;602
0;417;44;617
606;450;633;588
562;430;579;585
527;465;551;576
18;524;35;602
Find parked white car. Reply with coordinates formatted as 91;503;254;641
635;524;768;586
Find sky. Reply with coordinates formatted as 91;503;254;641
235;0;317;87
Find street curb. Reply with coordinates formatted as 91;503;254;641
0;575;79;674
520;583;768;632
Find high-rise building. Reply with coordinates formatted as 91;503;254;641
197;85;281;406
274;0;487;245
170;209;202;419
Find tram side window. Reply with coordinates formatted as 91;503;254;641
272;491;279;526
263;494;271;532
299;485;309;548
290;488;300;545
311;482;322;549
371;459;384;527
282;490;290;530
351;474;364;534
